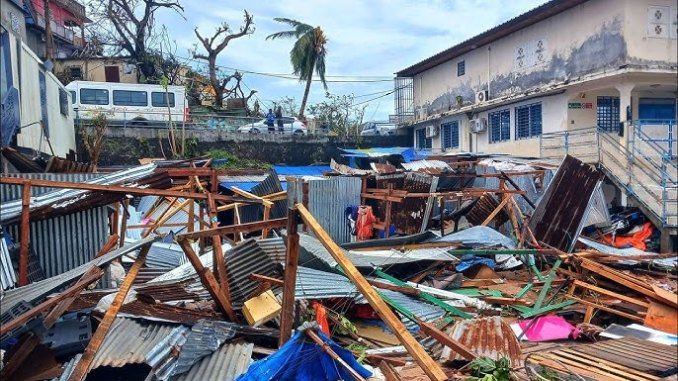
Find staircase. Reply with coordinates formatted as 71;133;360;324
540;123;678;229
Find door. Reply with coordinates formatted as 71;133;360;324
104;66;120;83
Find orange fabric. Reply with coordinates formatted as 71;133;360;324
312;302;330;335
601;222;654;251
356;206;376;241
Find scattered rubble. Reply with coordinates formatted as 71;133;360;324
0;153;676;381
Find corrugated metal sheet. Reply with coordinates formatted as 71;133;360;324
371;173;439;235
308;177;362;244
1;237;157;312
529;155;604;252
172;342;253;381
146;240;278;309
52;353;82;381
145;242;189;269
401;160;450;172
294;266;360;300
257;237;286;262
5;206;109;278
443;317;523;366
0;227;17;290
0;164;159;223
90;317;181;369
0;173;103;202
359;288;446;332
241;171;286;224
118;301;222;324
139;198;203;236
466;193;509;227
298;234;457;271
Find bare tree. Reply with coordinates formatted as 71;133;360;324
88;0;185;80
193;10;255;108
81;112;109;168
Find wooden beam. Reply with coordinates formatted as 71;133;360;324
261;204;271;239
19;183;31;286
351;241;461;252
481;195;512;226
67;244;152;381
279;208;300;347
177;239;237;321
120;199;130;247
295;204;447;381
231;186;273;207
177;218;287;241
305;329;366;381
0;267;103;337
500;171;537;209
143;199;191;237
378;361;402;381
0;177;261;204
207;193;231;302
1;333;41;379
418;320;477;361
250;273;285;287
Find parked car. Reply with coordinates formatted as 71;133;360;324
360;122;396;136
237;117;307;135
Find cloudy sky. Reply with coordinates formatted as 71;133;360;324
154;0;547;120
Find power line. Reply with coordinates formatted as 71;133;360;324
177;56;393;83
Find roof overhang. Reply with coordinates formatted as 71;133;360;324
395;0;589;77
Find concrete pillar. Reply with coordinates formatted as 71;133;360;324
616;83;634;148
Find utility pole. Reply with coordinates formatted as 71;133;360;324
43;0;54;60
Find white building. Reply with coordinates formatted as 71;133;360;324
1;10;76;160
395;0;676;156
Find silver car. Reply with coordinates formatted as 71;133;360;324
237;117;307;135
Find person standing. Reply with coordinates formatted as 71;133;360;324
266;109;275;133
275;106;284;134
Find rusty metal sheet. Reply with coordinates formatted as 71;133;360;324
443;316;522;367
529;155;604;252
117;300;221;324
466;193;509;227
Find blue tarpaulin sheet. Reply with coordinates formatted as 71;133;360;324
236;328;372;381
219;181;288;192
272;165;332;176
338;147;427;163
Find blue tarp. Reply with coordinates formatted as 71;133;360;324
338;147;427;163
219;181;288;193
236;328;372;381
272;165;332;176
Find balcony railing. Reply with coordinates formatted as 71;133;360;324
34;14;83;47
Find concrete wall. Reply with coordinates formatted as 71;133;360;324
83;127;409;166
54;58;139;83
0;0;27;41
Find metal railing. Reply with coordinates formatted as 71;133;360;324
540;123;677;227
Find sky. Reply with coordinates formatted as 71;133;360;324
152;0;547;120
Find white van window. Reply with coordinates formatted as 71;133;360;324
80;88;109;105
113;90;148;106
151;92;175;107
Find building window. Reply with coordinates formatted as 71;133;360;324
489;109;510;143
80;88;109;105
69;66;83;80
151;91;175;107
515;102;542;139
441;121;459;149
113;90;148;106
59;88;69;116
457;61;465;76
597;96;620;132
416;128;432;149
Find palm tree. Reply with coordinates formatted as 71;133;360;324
267;18;328;119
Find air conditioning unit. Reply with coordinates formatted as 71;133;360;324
425;125;438;138
476;90;489;104
471;118;487;133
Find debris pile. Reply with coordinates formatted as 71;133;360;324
0;154;675;381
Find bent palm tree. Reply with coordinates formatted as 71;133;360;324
267;18;328;119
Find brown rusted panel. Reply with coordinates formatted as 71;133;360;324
529;155;603;252
466;193;509;226
368;173;437;234
443;317;522;367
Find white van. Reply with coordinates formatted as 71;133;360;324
65;81;187;126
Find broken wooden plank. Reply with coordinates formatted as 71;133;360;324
19;183;31;286
178;240;237;321
279;208;300;347
296;204;447;381
177;218;287;241
306;329;367;381
67;244;152;381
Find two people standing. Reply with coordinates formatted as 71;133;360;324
266;106;285;134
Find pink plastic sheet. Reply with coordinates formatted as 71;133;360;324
518;315;575;341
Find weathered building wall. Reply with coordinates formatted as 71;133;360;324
54;58;139;83
0;0;27;41
82;127;409;166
